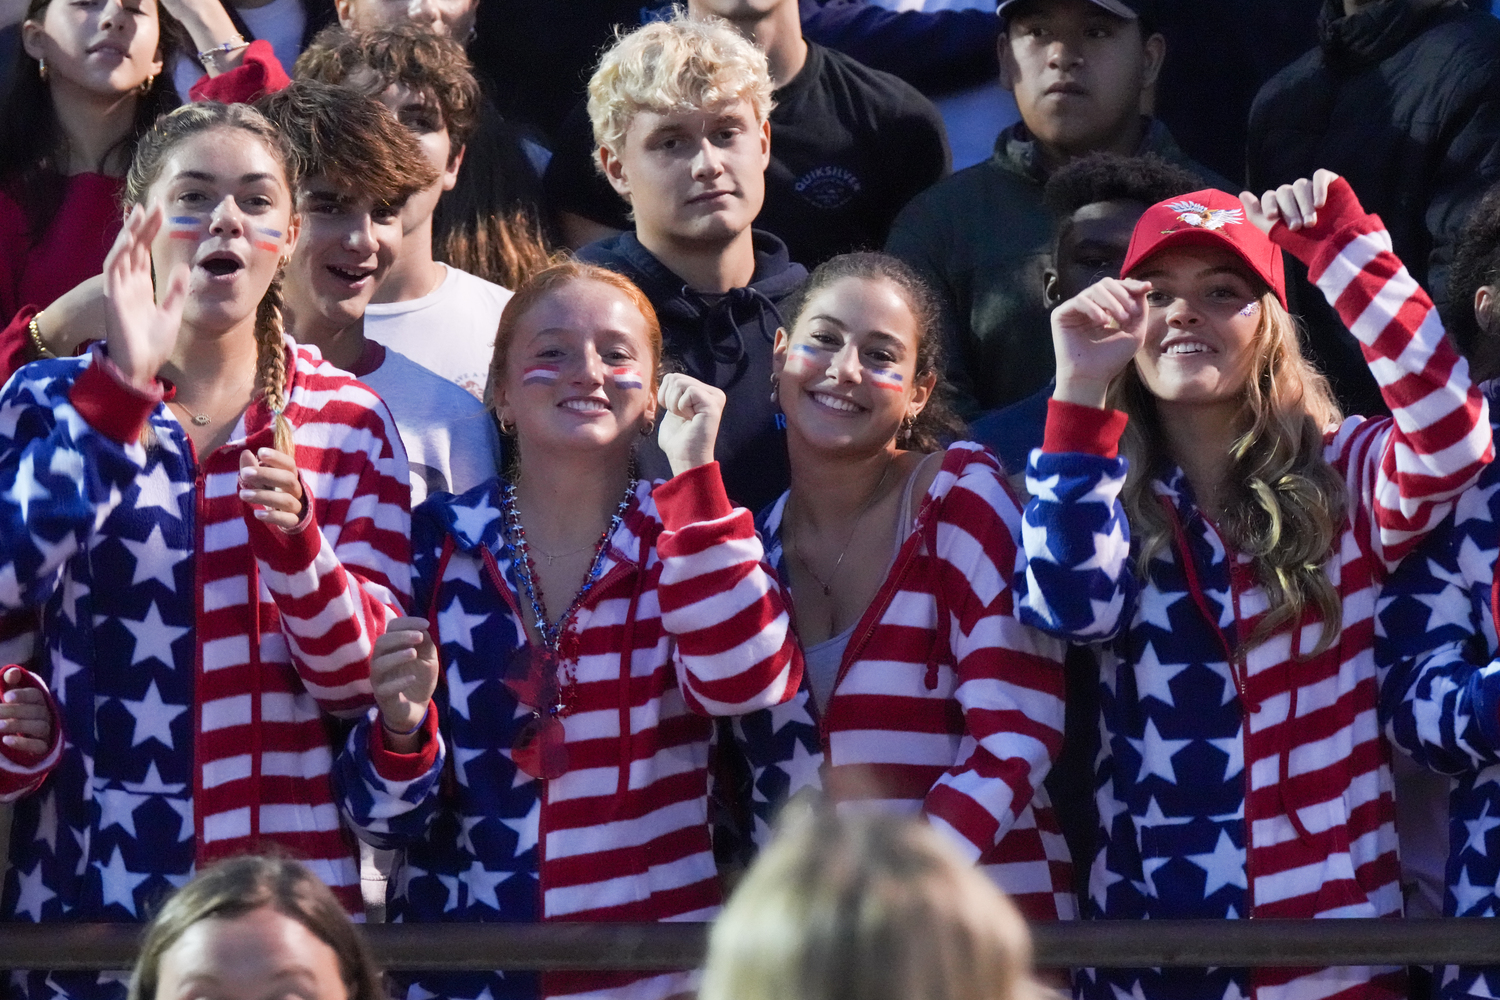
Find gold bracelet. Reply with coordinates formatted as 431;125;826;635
27;314;57;360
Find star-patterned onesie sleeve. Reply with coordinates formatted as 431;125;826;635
1016;399;1133;641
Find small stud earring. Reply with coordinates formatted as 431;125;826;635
37;57;48;81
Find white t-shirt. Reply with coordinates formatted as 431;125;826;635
360;346;501;507
364;263;514;401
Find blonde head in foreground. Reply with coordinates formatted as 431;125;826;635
700;809;1055;1000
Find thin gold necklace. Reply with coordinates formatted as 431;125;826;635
789;456;896;598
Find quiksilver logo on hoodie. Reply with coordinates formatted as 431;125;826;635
794;166;861;210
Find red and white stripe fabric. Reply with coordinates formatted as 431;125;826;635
761;442;1073;922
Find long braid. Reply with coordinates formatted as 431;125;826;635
254;269;295;456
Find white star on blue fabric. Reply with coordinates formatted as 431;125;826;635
1136;590;1185;632
120;602;189;667
120;679;188;748
447;670;486;721
1128;719;1192;784
1187;830;1248;896
34;791;58;854
10;451;52;524
29;530;72;579
1077;520;1131;581
453;744;487;787
94;846;149;915
500;800;540;856
439;595;489;654
1133;642;1191;707
448;498;501;546
13;862;54;921
95;786;149;838
460;859;508;911
1465;802;1500;857
1453;866;1496;915
121;525;190;590
778;733;824;797
131;463;192;519
1207;733;1245;780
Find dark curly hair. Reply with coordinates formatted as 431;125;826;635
1448;181;1500;380
783;253;967;453
1043;152;1204;227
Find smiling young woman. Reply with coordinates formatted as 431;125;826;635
726;251;1073;924
1017;173;1494;1000
0;0;183;356
331;259;803;1000
0;101;410;1000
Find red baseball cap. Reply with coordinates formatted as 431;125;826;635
1120;188;1287;307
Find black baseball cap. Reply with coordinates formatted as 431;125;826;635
997;0;1147;21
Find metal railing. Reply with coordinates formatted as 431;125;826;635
1;920;1498;971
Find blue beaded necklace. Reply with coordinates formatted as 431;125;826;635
500;478;637;691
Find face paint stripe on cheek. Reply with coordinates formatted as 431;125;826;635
522;365;560;386
1239;302;1260;317
168;216;203;240
784;342;827;376
866;368;905;392
252;227;282;254
608;366;643;390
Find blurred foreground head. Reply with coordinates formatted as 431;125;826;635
701;808;1053;1000
129;856;384;1000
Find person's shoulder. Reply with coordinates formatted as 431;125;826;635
368;349;491;417
288;342;397;425
890;151;1034;231
412;476;507;554
438;264;514;307
1249;43;1326;114
804;41;943;121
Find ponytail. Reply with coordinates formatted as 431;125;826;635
254;269;295;455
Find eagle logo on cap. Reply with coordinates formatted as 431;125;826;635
1167;200;1243;231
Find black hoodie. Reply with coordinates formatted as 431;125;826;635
578;229;808;513
1248;0;1500;417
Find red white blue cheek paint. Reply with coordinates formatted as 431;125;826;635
865;367;905;392
522;365;560;386
1238;302;1260;317
252;226;282;254
783;342;828;376
168;216;204;241
608;366;644;390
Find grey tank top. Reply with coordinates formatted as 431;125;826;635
802;452;937;712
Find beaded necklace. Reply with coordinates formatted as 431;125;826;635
500;477;636;702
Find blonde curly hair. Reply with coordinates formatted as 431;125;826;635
586;8;775;165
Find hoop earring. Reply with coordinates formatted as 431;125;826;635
769;372;780;405
37;57;48;81
498;414;515;435
137;72;156;95
640;417;656;437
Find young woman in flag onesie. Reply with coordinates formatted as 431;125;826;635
731;252;1072;923
1016;171;1493;1000
0;102;410;1000
1373;190;1500;1000
331;260;804;1000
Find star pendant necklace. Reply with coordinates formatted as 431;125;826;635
790;455;896;598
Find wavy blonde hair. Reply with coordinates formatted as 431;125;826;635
700;807;1056;1000
1112;290;1347;654
586;9;775;164
124;102;297;454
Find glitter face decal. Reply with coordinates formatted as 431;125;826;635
608;366;644;390
522;365;561;386
1238;302;1260;317
865;367;905;392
